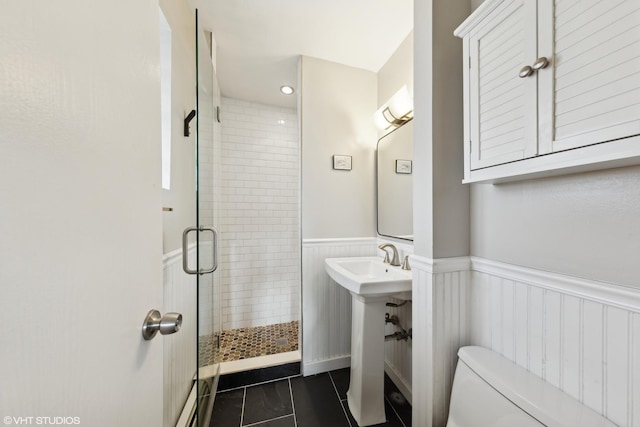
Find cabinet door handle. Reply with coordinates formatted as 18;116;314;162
519;65;534;78
532;57;550;70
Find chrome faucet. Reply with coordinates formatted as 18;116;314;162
378;243;401;266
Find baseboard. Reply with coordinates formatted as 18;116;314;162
302;355;351;376
175;381;197;427
384;361;412;405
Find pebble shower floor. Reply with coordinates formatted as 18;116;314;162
199;321;299;366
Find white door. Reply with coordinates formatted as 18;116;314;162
0;1;164;426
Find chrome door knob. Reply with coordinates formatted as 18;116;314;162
142;309;183;340
519;65;534;78
532;57;550;70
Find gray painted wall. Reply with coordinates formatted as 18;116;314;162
471;166;640;288
471;0;485;11
414;0;470;259
378;31;414;114
300;56;378;239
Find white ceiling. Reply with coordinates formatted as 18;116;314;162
195;0;413;109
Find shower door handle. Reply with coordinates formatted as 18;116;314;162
182;226;198;274
182;226;218;275
199;226;218;275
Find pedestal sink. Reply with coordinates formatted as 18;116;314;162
324;256;412;426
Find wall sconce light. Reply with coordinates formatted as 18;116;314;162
373;85;413;130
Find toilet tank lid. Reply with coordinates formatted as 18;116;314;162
457;347;617;427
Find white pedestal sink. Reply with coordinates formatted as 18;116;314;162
324;256;412;427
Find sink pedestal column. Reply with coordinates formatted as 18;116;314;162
346;294;387;426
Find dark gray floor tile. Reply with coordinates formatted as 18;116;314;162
290;374;351;427
210;388;244;427
384;375;412;426
329;368;350;400
343;399;405;427
250;415;296;427
243;379;293;425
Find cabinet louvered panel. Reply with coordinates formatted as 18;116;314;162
551;0;640;152
457;0;640;183
470;0;538;170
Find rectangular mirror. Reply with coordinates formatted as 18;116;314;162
376;120;413;241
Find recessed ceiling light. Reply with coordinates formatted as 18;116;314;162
280;85;294;95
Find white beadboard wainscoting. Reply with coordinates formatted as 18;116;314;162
468;257;640;427
163;246;197;427
384;297;413;404
378;237;414;404
302;238;378;375
301;237;414;401
411;256;471;427
411;255;640;427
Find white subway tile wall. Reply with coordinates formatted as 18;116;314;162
219;97;300;330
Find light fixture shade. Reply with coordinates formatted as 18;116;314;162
387;86;413;119
374;110;392;130
373;85;413;130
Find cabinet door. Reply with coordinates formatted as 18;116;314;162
469;0;538;170
538;0;640;154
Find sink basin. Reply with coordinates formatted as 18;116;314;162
324;256;412;299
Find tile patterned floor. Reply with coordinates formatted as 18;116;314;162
210;367;412;427
199;321;299;366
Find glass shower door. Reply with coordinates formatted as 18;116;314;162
194;9;222;426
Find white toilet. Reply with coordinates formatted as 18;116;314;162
447;346;617;427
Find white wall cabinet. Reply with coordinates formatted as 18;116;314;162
455;0;640;183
